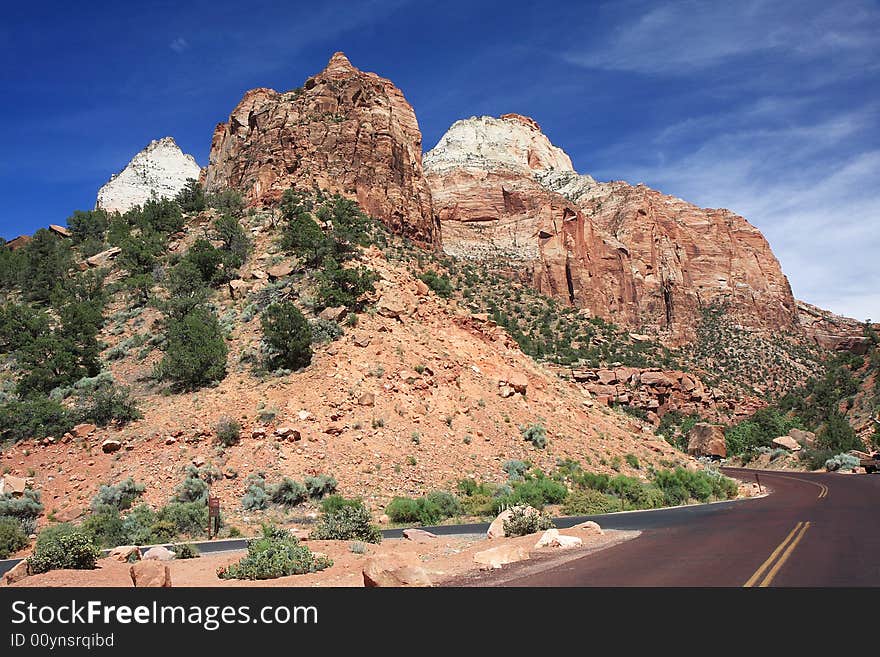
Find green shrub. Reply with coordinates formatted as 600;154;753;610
418;270;454;298
825;452;860;472
267;477;307;507
213;214;251;265
319;494;363;515
502;459;530;481
522;423;547;448
173;543;200;559
219;526;332;580
28;527;100;574
241;479;269;511
173;468;210;503
176;179;206;213
0;517;29;558
81;505;127;548
315;257;376;310
502;506;555;537
562;488;621;515
309;318;343;344
0;396;74;443
304;475;337;499
91;478;145;512
157;501;209;538
121;504;157;544
424;491;462;518
625;454;640;469
0;489;44;531
260;302;312;371
311;503;382;543
385;497;421;524
74;382;142;427
207;190;245;218
510;476;568;509
158;306;228;390
215;416;241;447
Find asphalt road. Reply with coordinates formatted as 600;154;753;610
476;468;880;587
4;468;875;586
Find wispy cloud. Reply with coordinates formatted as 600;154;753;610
565;0;880;77
169;37;189;54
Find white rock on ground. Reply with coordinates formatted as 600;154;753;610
96;137;201;213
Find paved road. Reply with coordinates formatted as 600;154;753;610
476;468;880;587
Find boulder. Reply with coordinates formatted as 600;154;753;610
0;475;27;497
274;427;301;441
362;556;432;587
486;509;514;539
640;371;676;387
266;261;294;280
772;435;802;452
228;279;249;298
357;392;375;407
788;428;816;447
571;521;604;536
596;370;618;385
377;296;408;319
3;560;30;585
142;546;176;561
319;306;347;322
402;529;437;543
130;561;171;587
85;246;121;268
473;544;530;569
101;439;122;454
506;371;529;395
108;546;141;562
535;529;583;549
686;423;727;459
72;423;97;438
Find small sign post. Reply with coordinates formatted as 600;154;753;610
208;495;220;539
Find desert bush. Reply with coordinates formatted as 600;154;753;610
562;488;621;515
304;474;337;499
521;423;547;449
176;178;206;213
81;505;127;548
0;517;29;558
158;306;228;390
173;468;210;504
507;475;568;509
241;475;269;511
121;504;157;544
424;491;462;518
74;381;142;427
215;416;241;447
825;452;860;472
219;525;332;580
28;526;100;574
0;489;44;528
267;477;307;507
502;459;530;481
314;257;376;311
157;501;210;538
502;506;555;537
319;494;363;514
173;543;200;559
260;302;312;371
384;497;421;524
417;270;454;298
311;502;382;543
309;318;343;343
91;478;145;512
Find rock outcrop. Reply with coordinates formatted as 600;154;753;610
425;114;799;341
686;423;727;459
96;137;201;213
205;52;439;247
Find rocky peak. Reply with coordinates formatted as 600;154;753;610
424;114;576;177
96;137;201;213
425;114;799;341
205;52;440;246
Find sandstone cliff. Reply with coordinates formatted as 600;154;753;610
96;137;201;213
205;52;439;247
425;114;799;341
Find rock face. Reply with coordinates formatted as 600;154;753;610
686;423;728;459
424;114;799;341
205;52;440;247
96;137;201;213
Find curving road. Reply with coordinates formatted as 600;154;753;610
468;468;880;587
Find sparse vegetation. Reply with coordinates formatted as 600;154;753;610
219;525;332;580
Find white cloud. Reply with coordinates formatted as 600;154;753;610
566;0;880;76
169;37;189;53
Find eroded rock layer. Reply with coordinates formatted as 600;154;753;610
205;52;439;246
425;114;799;340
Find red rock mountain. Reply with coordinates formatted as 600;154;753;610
205;52;440;246
424;114;799;341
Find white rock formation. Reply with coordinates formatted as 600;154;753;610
96;137;201;213
424;113;576;176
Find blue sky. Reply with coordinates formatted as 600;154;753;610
1;0;877;320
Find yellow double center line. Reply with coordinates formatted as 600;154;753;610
767;474;828;499
743;521;811;587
